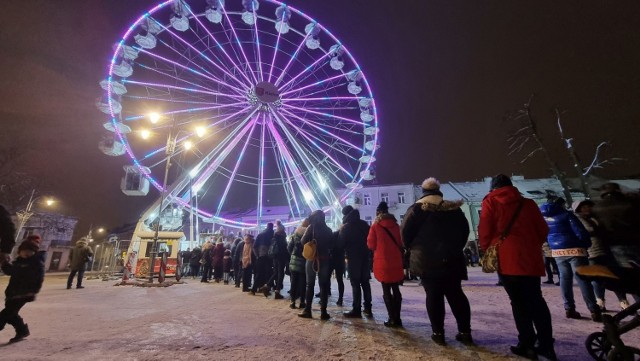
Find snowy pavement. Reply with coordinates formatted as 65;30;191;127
0;267;637;361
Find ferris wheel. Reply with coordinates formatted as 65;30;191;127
98;0;379;229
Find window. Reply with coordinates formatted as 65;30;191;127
380;192;388;203
364;216;372;225
398;192;405;204
363;193;371;205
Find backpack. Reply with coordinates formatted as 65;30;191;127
268;237;280;258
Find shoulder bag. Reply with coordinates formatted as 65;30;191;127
380;226;404;265
481;198;525;273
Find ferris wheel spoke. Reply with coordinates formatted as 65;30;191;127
137;47;247;96
220;6;259;84
251;10;265;82
192;107;261;189
152;18;253;92
278;50;331;90
124;101;246;121
281;103;362;126
122;79;244;100
285;96;360;102
280;72;347;97
265;118;319;210
256;116;267;222
273;110;355;180
279;108;362;151
270;144;301;218
184;6;256;87
273;29;312;87
214;117;259;217
266;11;286;83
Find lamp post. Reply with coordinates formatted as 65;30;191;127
144;114;206;283
13;189;55;258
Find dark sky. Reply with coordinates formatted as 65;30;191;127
1;0;639;235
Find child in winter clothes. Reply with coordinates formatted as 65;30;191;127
0;235;45;343
223;249;232;285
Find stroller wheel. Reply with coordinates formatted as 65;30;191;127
586;332;611;361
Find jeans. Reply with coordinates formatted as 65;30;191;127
589;256;628;303
555;256;599;312
544;256;558;282
67;269;85;288
200;265;212;282
304;260;331;312
499;274;554;349
422;277;471;334
347;257;372;311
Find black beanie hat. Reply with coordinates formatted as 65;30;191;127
341;205;354;216
376;201;389;213
490;174;513;190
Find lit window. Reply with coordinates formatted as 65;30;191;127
381;192;388;203
364;193;371;206
398;192;405;204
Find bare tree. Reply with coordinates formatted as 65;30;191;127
506;95;622;203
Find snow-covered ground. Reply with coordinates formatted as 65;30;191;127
0;267;636;360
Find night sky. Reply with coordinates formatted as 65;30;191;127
1;0;639;236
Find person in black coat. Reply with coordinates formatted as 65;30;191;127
0;235;44;343
232;238;245;288
401;178;472;346
0;204;16;264
189;247;202;279
200;242;213;283
261;224;289;299
339;206;372;318
251;223;274;294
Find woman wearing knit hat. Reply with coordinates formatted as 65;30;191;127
0;235;45;343
367;201;404;327
401;178;473;346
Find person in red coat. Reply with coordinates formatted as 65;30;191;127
479;174;556;361
367;201;404;327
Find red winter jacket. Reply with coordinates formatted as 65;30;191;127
367;214;405;283
479;186;548;276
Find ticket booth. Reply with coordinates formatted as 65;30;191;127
129;231;185;278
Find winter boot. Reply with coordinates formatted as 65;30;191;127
596;298;606;312
363;306;373;317
535;339;558;361
431;333;446;346
336;297;343;307
565;308;581;319
591;310;603;322
320;308;330;320
382;295;395;327
274;290;284;300
9;324;30;343
289;301;297;309
510;344;538;360
298;306;312;319
394;295;403;327
343;309;362;318
455;332;474;346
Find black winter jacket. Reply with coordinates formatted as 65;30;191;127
302;210;334;261
2;251;45;301
189;248;202;266
338;209;370;261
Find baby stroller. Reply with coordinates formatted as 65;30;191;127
577;263;640;361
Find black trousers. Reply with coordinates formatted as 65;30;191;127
252;256;272;292
422;277;471;334
331;256;345;299
67;269;85;288
290;270;307;303
499;274;554;349
242;265;254;291
265;258;286;291
347;257;372;311
0;299;28;330
189;264;200;278
200;264;212;282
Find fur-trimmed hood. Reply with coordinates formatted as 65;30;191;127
416;195;464;211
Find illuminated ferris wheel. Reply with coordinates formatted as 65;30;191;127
98;0;379;229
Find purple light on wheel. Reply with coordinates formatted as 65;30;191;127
100;0;380;229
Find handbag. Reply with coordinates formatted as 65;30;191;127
481;198;525;273
302;229;320;272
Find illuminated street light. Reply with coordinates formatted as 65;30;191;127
13;190;57;258
149;112;161;124
140;129;151;139
195;126;206;138
183;140;193;150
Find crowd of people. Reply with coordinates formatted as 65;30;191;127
1;174;638;358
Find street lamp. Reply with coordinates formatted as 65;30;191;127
13;189;56;257
143;112;205;283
